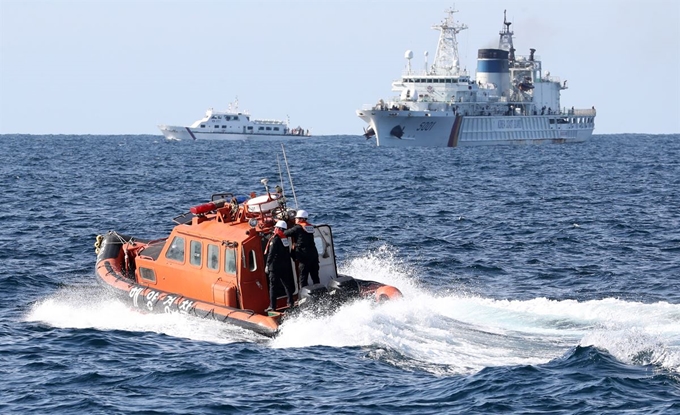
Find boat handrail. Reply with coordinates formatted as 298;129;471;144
246;194;281;214
562;108;596;116
251;119;287;125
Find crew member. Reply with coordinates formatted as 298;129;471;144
284;209;320;288
265;220;295;311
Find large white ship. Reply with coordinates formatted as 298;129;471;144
159;99;310;141
357;9;596;147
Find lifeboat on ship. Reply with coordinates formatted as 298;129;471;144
94;180;402;337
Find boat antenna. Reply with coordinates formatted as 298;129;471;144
260;178;270;196
276;153;285;195
280;143;298;209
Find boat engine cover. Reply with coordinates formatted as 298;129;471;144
298;283;329;305
327;276;360;300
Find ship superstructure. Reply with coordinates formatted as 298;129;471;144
357;9;596;147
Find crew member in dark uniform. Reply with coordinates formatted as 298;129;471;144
284;209;320;288
265;220;295;311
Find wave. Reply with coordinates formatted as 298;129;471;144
24;288;263;345
24;247;680;376
274;248;680;375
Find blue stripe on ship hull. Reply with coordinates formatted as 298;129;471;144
447;115;463;147
186;127;197;141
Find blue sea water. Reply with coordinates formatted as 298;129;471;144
1;133;679;414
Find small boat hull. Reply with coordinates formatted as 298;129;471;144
94;226;402;337
95;233;281;336
159;125;311;141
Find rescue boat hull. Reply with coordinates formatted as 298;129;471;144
94;229;402;337
95;233;281;337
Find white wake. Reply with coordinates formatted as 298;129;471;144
26;248;680;375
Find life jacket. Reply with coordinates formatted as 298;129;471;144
292;220;318;260
264;229;290;254
298;219;315;234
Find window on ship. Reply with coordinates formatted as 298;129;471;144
165;236;185;262
225;247;237;275
139;267;156;283
233;116;239;121
207;244;219;270
190;240;202;267
248;250;257;272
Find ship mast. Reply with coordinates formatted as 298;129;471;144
498;10;515;62
430;8;468;75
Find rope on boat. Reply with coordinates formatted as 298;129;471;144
276;153;285;198
281;144;298;209
95;231;135;278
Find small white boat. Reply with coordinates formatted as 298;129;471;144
159;99;310;141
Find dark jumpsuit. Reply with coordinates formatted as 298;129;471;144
284;222;320;287
265;234;295;309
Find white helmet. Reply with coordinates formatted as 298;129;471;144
275;220;287;229
295;209;309;219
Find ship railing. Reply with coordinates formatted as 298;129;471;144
514;54;542;63
362;103;397;111
538;75;561;84
400;69;470;77
251;119;287;125
562;108;597;116
363;103;411;111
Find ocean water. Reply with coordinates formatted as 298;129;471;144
1;133;679;414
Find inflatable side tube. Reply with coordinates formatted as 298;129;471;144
96;231;135;263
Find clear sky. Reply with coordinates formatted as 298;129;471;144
1;0;679;136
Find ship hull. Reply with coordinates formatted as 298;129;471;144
357;110;595;147
95;234;280;337
158;125;310;141
94;224;403;338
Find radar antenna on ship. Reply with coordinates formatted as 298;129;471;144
498;10;515;61
430;7;467;75
228;96;239;113
405;50;414;74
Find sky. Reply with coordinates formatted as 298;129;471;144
1;0;679;136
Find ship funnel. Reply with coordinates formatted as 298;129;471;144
476;48;510;94
530;48;536;61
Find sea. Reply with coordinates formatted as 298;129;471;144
1;133;679;414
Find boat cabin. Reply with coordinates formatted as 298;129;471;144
128;190;339;313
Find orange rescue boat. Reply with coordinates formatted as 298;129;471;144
94;180;402;337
